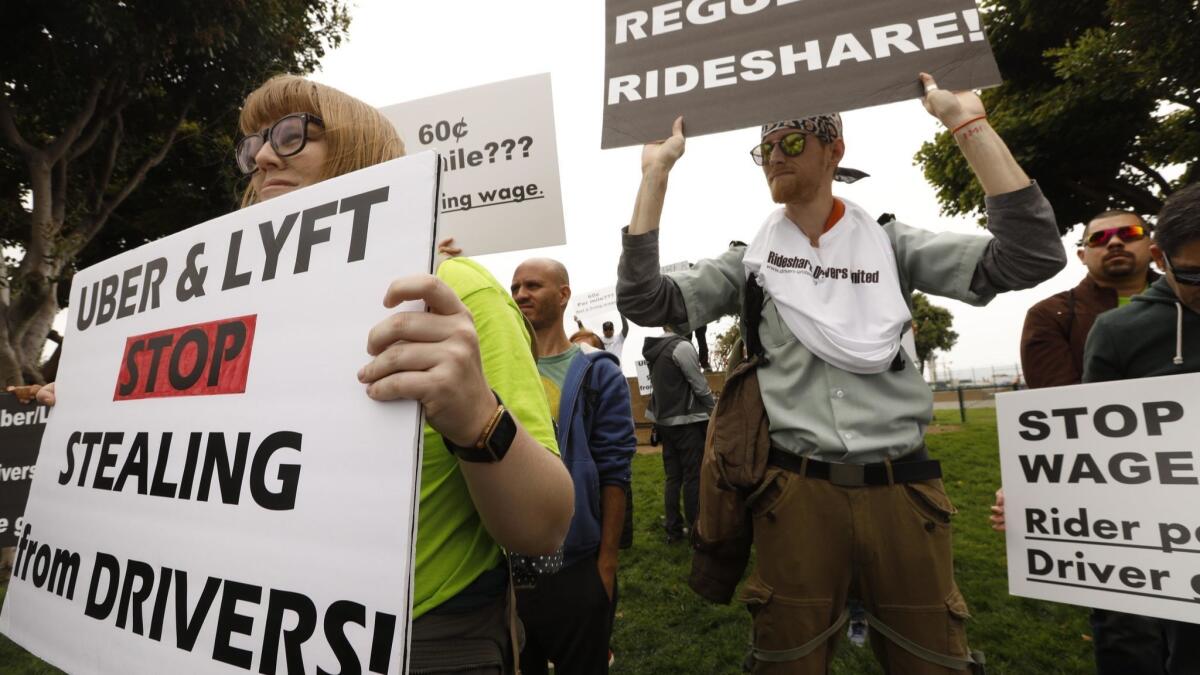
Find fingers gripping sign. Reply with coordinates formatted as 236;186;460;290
641;116;687;176
919;72;986;132
358;274;497;448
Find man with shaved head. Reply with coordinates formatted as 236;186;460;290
511;258;636;674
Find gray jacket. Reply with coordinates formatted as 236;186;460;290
617;183;1064;463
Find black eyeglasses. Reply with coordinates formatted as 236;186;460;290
750;132;807;166
235;113;325;176
1164;254;1200;286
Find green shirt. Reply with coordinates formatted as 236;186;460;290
537;344;580;423
412;258;558;618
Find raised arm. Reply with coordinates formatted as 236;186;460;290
919;72;1028;197
629;116;686;236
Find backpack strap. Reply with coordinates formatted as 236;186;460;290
741;272;768;363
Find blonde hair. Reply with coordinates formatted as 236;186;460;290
238;75;405;207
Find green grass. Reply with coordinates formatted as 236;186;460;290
0;582;63;674
1;409;1092;673
610;409;1094;674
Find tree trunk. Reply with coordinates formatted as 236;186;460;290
0;325;22;388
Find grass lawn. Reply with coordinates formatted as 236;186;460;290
610;409;1094;674
1;409;1093;673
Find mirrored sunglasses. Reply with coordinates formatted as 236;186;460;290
750;132;807;166
1084;224;1147;248
235;112;324;176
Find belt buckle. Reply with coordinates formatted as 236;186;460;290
828;463;866;487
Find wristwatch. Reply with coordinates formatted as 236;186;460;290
443;391;517;463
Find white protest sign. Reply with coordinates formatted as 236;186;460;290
380;74;565;256
0;154;439;674
996;373;1200;624
575;262;687;326
635;359;653;396
575;286;618;324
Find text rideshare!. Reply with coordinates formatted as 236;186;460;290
608;4;985;104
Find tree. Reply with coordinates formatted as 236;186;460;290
912;293;957;373
0;1;350;386
710;321;740;373
915;0;1198;234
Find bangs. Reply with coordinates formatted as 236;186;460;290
239;76;322;135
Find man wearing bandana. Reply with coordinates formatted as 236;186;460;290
615;73;1065;673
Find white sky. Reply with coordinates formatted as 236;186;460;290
47;0;1096;377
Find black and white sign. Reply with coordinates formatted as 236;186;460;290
0;154;439;674
602;0;1002;148
996;374;1200;624
381;74;566;255
0;394;48;548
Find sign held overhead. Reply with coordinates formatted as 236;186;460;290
602;0;1001;148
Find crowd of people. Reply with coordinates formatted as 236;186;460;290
5;66;1199;674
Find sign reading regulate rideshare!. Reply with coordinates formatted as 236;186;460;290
602;0;1002;148
996;374;1200;624
0;154;440;674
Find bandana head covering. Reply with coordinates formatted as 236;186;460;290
760;113;867;184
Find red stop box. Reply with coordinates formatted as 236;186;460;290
114;315;257;401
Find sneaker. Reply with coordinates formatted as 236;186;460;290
847;619;867;647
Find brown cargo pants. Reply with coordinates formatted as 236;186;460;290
739;465;974;674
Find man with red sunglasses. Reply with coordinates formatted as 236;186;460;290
1012;211;1159;671
1020;210;1157;389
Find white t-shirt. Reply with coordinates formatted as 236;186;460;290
600;333;625;362
743;198;911;374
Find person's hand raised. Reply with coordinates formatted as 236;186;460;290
919;72;986;131
641;116;686;176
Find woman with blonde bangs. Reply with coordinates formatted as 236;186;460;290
33;75;573;674
237;75;404;206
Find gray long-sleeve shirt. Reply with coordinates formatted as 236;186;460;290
617;182;1064;463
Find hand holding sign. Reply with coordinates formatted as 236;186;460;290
359;274;496;448
919;72;985;131
642;116;686;176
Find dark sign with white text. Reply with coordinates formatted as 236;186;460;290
602;0;1002;148
0;393;48;548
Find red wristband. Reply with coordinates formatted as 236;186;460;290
951;115;988;136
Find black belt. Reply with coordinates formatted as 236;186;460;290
767;447;941;486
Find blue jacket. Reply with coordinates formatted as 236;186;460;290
556;349;636;566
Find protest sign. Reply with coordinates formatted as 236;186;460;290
381;74;566;255
635;359;653;396
0;153;439;674
0;394;48;548
602;0;1001;148
996;373;1200;624
576;286;618;324
575;263;687;325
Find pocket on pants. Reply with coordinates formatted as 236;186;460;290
747;468;789;521
874;587;972;663
739;576;834;660
903;478;957;528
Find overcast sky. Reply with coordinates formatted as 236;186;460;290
313;1;1090;378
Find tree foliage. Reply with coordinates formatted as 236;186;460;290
912;292;958;372
915;0;1199;234
710;321;740;373
0;0;349;385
